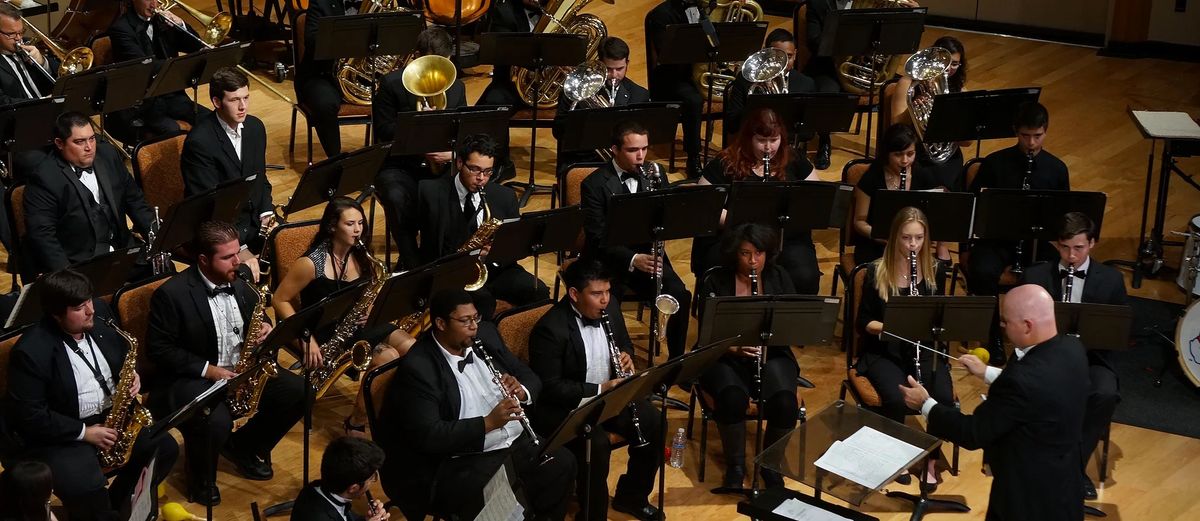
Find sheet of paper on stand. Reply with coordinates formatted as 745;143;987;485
476;465;524;521
813;426;924;489
771;498;854;521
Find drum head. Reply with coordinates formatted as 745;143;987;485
1174;300;1200;387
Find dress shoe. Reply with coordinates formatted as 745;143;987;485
1084;477;1098;500
221;442;274;481
814;140;832;171
188;485;221;507
611;496;664;521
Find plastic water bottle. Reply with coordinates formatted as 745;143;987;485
669;428;686;468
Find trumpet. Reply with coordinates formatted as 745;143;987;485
1012;152;1034;275
1062;263;1075;303
600;310;649;447
470;338;541;448
641;162;679;344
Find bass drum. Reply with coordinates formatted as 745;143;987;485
1175;214;1200;296
1175;300;1200;387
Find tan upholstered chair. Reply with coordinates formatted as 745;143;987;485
133;131;188;212
112;273;173;382
289;11;372;166
265;220;320;291
494;300;554;364
830;159;872;296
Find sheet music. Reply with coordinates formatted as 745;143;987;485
193;379;228;405
814;426;924;489
4;281;34;329
127;456;156;521
771;498;852;521
474;465;524;521
1131;111;1200;139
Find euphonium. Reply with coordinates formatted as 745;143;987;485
512;0;608;108
97;319;154;470
18;14;93;77
904;47;958;164
460;187;503;292
402;55;456;110
1062;264;1075;303
335;0;416;105
835;0;907;94
310;240;388;398
601;310;649;447
562;63;614;162
228;273;278;422
693;0;764;102
741;47;788;96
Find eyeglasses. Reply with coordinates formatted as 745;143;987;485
449;314;483;326
463;163;494;177
0;30;24;40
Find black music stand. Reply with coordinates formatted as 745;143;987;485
364;251;480;327
3;246;145;330
479;32;588;208
1054;302;1134;352
742;92;861;147
285;144;392;216
698;295;840;496
152;175;257;261
726;181;854;238
974;189;1107;264
605;185;726;361
658;22;768;164
52;58;156;118
818;7;926;157
0;96;64;181
869;190;975;243
923;87;1043;159
145;43;250;117
485;206;583;291
390;106;512;162
555;103;682;173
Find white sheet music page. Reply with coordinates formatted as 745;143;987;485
814;426;925;489
771;498;853;521
1131;111;1200;139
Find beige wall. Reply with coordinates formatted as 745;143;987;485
920;0;1109;35
1148;0;1200;46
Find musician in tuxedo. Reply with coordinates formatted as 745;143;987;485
1021;211;1126;500
552;36;650;168
409;133;549;315
373;27;468;263
106;0;209;144
181;67;272;253
968;102;1069;365
377;289;575;521
645;0;703;177
528;260;664;521
290;437;388;521
580;120;691;359
23;112;155;278
4;269;178;521
295;0;348;158
901;284;1090;521
0;3;58;105
723;29;816;143
146;221;305;506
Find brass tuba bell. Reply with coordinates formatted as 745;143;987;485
904;46;958;163
740;47;788;95
402;55;457;110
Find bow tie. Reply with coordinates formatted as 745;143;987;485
577;313;602;328
457;351;475;372
619;170;640;183
1059;269;1087;279
208;285;236;298
73;166;93;179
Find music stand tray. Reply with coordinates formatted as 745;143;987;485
486;206;583;267
556;103;682;153
657;22;768;65
698;295;841;348
4;247;146;330
0;96;65;153
389;106;512;156
817;8;927;58
869;190;975;243
52;58;156;116
742;93;861;137
154;175;257;255
604;185;727;247
1054;302;1133;352
883;295;996;344
313;12;423;61
974;189;1107;242
924;87;1043;145
477;32;588;69
366;251;480;327
145;43;249;98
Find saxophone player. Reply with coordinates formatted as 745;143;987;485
146;221;304;506
272;197;415;437
408;133;549;318
4;269;178;521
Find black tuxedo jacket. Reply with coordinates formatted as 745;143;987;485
580;162;652;273
528;297;632;433
0;53;60;105
146;265;260;382
4;318;128;448
290;481;363;521
24;143;154;273
928;334;1089;521
1022;259;1128;368
373;70;468;145
411;175;520;265
181;111;273;244
297;0;347;82
108;9;204;65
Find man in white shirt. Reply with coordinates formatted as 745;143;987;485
0;3;57;105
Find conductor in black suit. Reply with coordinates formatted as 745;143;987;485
580;120;691;359
105;0;209;144
373;27;468;263
290;437;389;521
528;260;664;521
23;112;155;278
1021;211;1126;500
901;284;1090;521
377;289;575;521
552;36;650;168
3;269;178;521
146;221;305;506
410;133;549;315
0;3;59;106
181;67;273;253
295;0;347;158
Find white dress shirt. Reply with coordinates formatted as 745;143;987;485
314;486;352;521
572;305;613;401
453;174;483;229
139;14;154;40
65;334;115;440
218;116;244;161
199;272;245;375
1059;257;1090;304
435;336;527;452
76;166;101;204
920;345;1036;417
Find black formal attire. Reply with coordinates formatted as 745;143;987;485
106;9;209;144
580;162;692;358
0;51;58;105
372;69;468;265
803;0;843;94
966;146;1069;297
180;112;272;249
692;157;820;293
852;162;940;265
377;325;575;521
722;71;818;144
927;334;1090;521
289;480;365;521
856;263;954;422
145;265;305;493
23;143;155;278
4;318;178;521
552;77;650;168
412;175;549;316
1022;259;1126;468
645;0;703;172
296;0;347;157
297;242;398;346
529;298;664;521
474;2;533;108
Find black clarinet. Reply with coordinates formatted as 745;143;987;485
899;166;908;191
749;267;764;396
909;250;922;383
762;151;771;181
366;491;378;518
1062;263;1076;303
600;310;650;447
1013;152;1034;275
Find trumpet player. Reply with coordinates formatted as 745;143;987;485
529;260;665;521
378;289;575;521
106;0;210;144
0;3;57;104
696;223;801;493
723;29;817;141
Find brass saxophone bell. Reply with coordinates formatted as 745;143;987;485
654;294;680;342
350;340;374;372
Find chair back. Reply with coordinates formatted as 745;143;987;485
133;131;188;212
6;184;27;281
845;262;882;407
964;157;985;191
90;36;113;67
293;12;307;72
561;166;596;253
265;220;321;291
112;273;173;382
362;357;403;436
494;299;553;364
839;159;872;252
877;77;901;147
0;326;29;398
793;5;810;70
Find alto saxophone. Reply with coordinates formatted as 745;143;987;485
310;241;388;398
97;319;154;470
228;274;278;422
460;187;503;291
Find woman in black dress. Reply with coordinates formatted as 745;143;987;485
698;223;801;492
273;197;414;436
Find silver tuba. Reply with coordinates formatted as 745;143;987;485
562;63;615;161
904;46;958;164
741;47;788;95
692;0;764;102
512;0;608;108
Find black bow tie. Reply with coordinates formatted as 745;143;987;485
457;351;475;372
73;166;93;179
619;170;640;183
208;285;236;297
1059;269;1087;279
577;313;602;328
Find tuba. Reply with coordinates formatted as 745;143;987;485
19;14;93;77
904;47;958;163
460;187;504;291
741;47;788;95
402;55;457;111
562;63;614;161
692;0;764;102
336;0;416;105
227;274;278;423
97;319;154;471
835;0;907;94
512;0;608;109
310;241;389;398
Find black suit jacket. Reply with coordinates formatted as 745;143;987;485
290;481;363;521
146;265;260;382
108;9;203;65
411;175;520;265
24;143;155;273
297;0;347;82
1022;259;1128;368
180;111;272;244
4;318;127;448
580;162;651;273
373;70;468;145
0;53;60;105
528;297;632;434
928;334;1089;521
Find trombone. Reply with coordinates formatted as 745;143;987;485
155;0;296;105
12;13;93;80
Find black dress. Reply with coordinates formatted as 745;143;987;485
852;163;941;265
692;157;821;294
299;243;398;346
